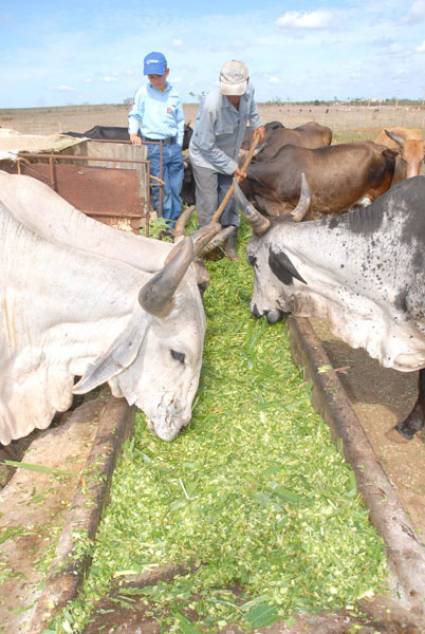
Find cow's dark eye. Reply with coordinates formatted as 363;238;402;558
247;254;257;267
171;349;185;364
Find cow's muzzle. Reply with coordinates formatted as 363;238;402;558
252;304;283;324
265;309;283;324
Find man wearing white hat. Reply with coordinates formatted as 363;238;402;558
189;60;265;259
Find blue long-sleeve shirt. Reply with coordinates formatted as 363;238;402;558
189;84;262;174
128;82;185;146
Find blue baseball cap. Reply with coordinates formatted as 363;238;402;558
143;51;167;75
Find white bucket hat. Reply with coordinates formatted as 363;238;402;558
219;60;249;96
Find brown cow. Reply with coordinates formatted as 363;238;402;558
240;141;396;219
241;121;332;157
254;121;332;161
241;120;284;149
375;127;425;182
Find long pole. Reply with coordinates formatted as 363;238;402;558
210;135;260;224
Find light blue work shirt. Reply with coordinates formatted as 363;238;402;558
189;84;262;175
128;82;185;146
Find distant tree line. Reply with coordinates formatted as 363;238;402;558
122;96;425;107
262;97;425;107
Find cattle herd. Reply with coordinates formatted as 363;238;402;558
0;120;425;448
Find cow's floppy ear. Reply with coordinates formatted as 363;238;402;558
269;248;307;285
73;312;150;395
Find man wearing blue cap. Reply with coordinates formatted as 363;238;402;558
129;52;184;231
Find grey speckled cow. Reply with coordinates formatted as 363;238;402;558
234;175;425;441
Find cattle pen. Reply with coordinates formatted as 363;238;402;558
0;130;179;235
1;103;425;634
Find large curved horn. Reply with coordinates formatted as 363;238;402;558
200;226;235;256
166;222;221;265
174;205;195;241
190;222;222;256
291;172;311;222
384;129;404;149
139;237;194;317
232;179;271;236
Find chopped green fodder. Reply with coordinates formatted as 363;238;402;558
53;224;386;633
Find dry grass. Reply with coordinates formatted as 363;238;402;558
1;102;424;138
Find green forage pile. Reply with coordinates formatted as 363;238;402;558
55;224;386;633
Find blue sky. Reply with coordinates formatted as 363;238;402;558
1;0;425;108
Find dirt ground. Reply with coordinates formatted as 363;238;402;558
0;396;103;633
1;102;424;140
311;319;425;544
83;597;420;634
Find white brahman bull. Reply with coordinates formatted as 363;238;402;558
0;171;220;445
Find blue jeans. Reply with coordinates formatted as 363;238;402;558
147;143;184;228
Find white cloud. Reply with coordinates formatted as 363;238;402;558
172;75;182;83
406;0;425;22
276;10;334;30
57;84;75;92
3;4;425;108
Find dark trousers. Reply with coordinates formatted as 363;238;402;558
191;163;239;227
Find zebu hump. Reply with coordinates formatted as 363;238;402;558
0;171;172;272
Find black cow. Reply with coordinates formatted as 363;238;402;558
181;159;196;207
64;126;130;141
183;124;193;151
64;124;194;151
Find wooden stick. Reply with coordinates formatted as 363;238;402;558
210;135;260;224
150;174;165;185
